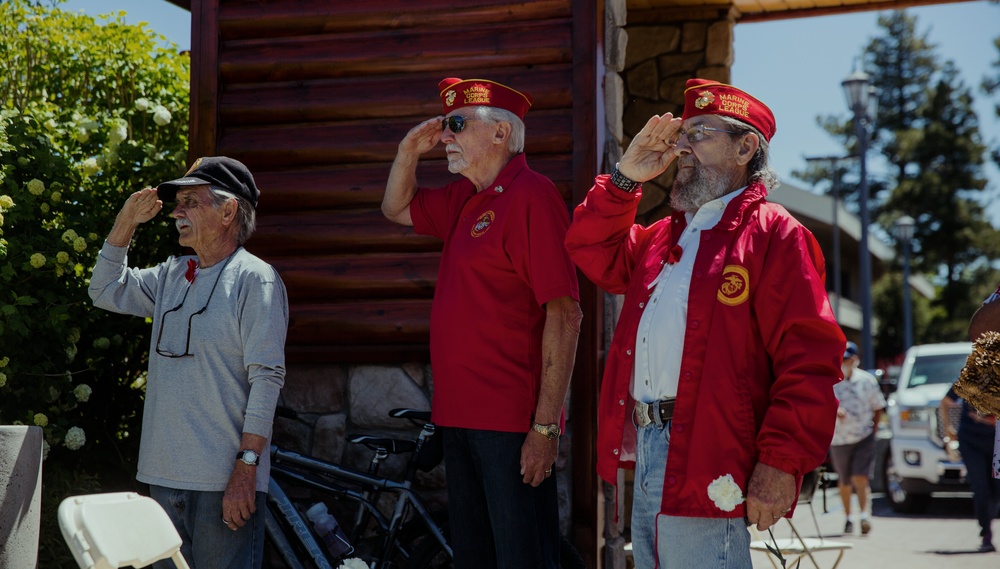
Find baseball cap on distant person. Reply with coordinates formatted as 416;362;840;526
844;341;859;359
157;156;260;208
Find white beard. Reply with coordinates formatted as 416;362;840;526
670;160;739;212
446;144;469;174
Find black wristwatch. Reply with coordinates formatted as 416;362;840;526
237;449;260;466
609;163;641;193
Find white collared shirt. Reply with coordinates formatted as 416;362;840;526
631;187;746;403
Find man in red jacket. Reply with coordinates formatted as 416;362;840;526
565;79;844;568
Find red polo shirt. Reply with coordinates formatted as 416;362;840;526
411;154;579;432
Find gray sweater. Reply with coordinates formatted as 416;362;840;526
89;242;288;492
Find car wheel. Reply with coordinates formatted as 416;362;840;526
883;447;932;514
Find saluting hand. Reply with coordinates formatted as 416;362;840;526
119;188;163;225
399;117;445;157
617;113;684;183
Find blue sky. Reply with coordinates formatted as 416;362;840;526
60;0;1000;222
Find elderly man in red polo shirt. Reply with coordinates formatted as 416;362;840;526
382;78;582;569
565;79;844;568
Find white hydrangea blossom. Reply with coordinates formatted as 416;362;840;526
74;384;92;402
33;413;48;427
56;251;70;264
27;178;45;195
135;98;150;111
0;372;7;388
30;253;46;268
338;559;370;569
108;120;128;144
153;105;171;126
0;195;16;209
73;237;87;253
64;427;86;450
81;158;100;177
42;440;51;460
707;473;745;512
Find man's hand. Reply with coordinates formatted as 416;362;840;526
744;462;796;532
617;113;684;183
222;462;257;530
520;431;558;487
106;188;163;247
399;117;445;157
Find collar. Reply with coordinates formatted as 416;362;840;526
473;153;528;195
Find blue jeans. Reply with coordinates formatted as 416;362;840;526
959;431;1000;543
149;485;266;569
442;427;559;569
631;420;752;569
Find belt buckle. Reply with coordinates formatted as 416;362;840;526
635;401;654;428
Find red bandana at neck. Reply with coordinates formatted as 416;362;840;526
185;258;198;284
667;245;683;265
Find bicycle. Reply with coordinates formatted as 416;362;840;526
265;406;451;569
265;406;587;569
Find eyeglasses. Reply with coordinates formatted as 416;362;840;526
442;115;474;134
667;124;740;146
154;254;233;358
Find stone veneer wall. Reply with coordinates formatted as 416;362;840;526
274;362;574;533
605;1;736;225
601;2;736;568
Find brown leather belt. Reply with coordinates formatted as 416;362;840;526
634;398;676;428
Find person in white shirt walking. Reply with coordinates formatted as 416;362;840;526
828;341;886;535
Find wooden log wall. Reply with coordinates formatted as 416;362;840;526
190;0;597;364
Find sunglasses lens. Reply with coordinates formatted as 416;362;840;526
442;116;466;133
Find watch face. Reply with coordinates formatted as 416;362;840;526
241;450;259;464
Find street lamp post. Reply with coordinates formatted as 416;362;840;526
842;67;876;370
895;215;915;352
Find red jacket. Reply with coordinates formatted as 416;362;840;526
566;177;844;518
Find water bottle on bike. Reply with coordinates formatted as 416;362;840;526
306;502;354;559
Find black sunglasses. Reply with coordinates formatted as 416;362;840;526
441;115;473;134
154;255;233;358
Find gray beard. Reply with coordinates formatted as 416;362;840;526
670;161;737;212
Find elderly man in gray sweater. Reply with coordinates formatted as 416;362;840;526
89;156;287;569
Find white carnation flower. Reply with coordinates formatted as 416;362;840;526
707;473;745;512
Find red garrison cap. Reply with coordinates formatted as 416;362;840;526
438;78;533;119
682;79;776;141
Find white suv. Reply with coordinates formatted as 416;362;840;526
883;342;973;513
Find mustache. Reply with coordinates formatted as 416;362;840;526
175;219;192;230
445;143;461;153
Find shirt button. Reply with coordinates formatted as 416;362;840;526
675;424;684;433
667;476;676;485
660;260;665;265
704;234;712;241
619;399;625;406
639;302;645;308
626;349;632;356
690;321;699;329
613;448;619;456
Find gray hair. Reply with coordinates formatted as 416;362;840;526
472;106;526;154
717;116;780;191
208;187;256;244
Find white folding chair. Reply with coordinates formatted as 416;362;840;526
58;492;191;569
749;469;853;569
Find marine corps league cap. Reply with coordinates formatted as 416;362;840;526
157;156;260;208
438;77;533;119
681;79;776;142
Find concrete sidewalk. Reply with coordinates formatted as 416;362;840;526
752;487;998;568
